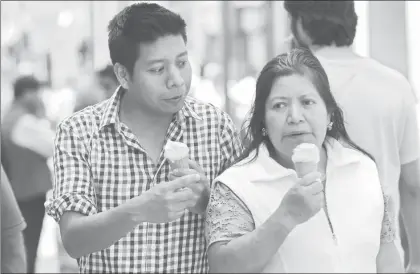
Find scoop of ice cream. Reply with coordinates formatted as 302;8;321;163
164;140;189;161
291;143;320;163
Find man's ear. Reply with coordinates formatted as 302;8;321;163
113;63;130;89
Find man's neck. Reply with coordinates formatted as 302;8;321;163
119;92;173;133
309;44;356;60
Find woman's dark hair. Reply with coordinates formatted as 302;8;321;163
107;2;187;77
284;1;358;47
236;48;373;165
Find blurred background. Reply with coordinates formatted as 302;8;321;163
1;1;419;272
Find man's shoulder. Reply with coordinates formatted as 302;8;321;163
362;58;417;103
57;99;109;136
362;58;409;85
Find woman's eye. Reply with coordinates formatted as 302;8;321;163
273;102;286;109
303;99;316;106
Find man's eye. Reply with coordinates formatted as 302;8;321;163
149;67;164;73
177;61;187;68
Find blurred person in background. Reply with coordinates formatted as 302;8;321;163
97;64;120;99
228;63;258;130
283;1;420;271
1;165;27;273
1;75;55;273
190;62;225;110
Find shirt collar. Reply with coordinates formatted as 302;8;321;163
99;88;202;131
246;138;363;183
99;86;123;130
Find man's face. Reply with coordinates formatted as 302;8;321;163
126;34;192;116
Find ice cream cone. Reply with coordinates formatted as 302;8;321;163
294;161;318;178
169;157;190;170
164;140;190;170
292;143;320;178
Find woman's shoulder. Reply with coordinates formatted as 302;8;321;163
216;156;256;183
334;139;378;174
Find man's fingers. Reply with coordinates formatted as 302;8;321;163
166;174;200;191
188;159;205;174
171;168;196;178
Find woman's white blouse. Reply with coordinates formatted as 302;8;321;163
206;138;396;273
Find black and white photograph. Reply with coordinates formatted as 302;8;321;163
1;1;419;273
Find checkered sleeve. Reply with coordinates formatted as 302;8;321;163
45;123;98;223
218;112;244;174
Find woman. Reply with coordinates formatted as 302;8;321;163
205;49;403;273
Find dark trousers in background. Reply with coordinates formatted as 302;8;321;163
18;194;46;274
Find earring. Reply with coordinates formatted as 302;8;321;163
262;128;267;136
327;122;333;131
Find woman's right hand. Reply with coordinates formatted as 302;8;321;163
277;171;324;228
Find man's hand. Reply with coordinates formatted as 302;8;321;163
125;173;201;223
169;160;210;215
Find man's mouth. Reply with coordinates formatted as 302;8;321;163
166;95;183;101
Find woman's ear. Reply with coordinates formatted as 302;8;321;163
113;63;130;89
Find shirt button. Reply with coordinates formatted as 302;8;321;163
151;245;157;250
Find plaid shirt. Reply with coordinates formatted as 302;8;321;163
45;88;242;273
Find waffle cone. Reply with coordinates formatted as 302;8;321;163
169;158;189;170
294;161;318;178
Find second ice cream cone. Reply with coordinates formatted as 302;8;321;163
169;157;189;170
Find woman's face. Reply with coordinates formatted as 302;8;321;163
264;74;329;162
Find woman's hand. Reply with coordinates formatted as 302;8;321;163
276;171;324;228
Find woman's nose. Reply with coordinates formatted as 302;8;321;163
287;103;304;124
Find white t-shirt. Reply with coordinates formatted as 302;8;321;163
314;46;420;257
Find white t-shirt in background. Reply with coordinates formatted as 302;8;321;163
314;46;420;259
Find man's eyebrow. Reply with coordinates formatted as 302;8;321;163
147;51;188;65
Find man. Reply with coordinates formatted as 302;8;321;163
1;75;55;273
45;3;242;273
283;1;420;272
96;64;120;99
1;165;27;273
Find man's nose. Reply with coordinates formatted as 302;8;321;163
166;65;184;88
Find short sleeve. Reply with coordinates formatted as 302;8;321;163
218;112;244;175
380;194;397;243
205;182;255;249
399;83;420;165
1;166;26;236
44;123;98;223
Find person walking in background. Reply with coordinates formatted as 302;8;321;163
1;75;55;273
45;3;242;273
1;165;27;273
283;1;420;271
